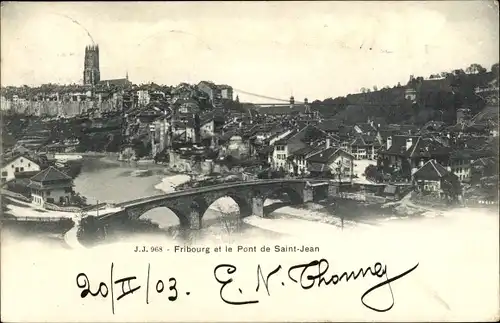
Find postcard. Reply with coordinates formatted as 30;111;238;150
1;1;499;322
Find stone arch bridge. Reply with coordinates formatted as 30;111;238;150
96;179;330;230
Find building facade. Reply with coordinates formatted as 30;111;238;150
1;155;41;183
28;167;74;207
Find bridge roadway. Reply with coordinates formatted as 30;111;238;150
95;178;331;221
117;178;329;208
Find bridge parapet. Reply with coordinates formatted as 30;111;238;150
98;179;331;230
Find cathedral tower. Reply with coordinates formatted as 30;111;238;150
83;44;100;86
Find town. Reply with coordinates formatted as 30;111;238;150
1;41;498;241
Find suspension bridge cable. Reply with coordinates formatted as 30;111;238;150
232;88;303;104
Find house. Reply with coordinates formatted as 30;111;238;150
287;145;324;176
353;123;377;135
342;134;382;160
1;154;41;183
377;135;451;180
449;148;495;181
420;121;447;134
197;81;222;107
132;104;165;124
412;159;458;195
219;133;251;159
317;119;343;136
256;104;307;118
176;98;200;114
97;78;132;89
136;90;151;106
257;145;275;165
470;157;497;183
375;128;399;147
200;117;215;139
306;146;354;178
28;166;74;207
171;119;197;144
218;85;233;101
404;87;417;102
269;125;316;171
247;123;286;144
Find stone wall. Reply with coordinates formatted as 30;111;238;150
169;151;193;172
6;100;116;116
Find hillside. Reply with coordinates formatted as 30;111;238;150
311;65;498;125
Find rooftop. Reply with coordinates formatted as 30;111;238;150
30;166;72;183
413;160;453;181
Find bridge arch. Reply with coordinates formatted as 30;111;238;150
261;185;303;205
201;191;253;219
131;204;190;228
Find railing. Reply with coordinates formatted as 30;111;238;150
475;86;499;93
1;216;74;222
0;189;31;203
82;203;111;211
117;178;332;207
463;198;498;207
44;202;82;213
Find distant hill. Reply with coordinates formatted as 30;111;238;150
312;67;498;126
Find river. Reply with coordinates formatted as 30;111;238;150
73;157;254;234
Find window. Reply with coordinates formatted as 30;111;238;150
1;171;7;177
11;165;14;168
28;163;31;167
20;167;24;172
15;167;19;173
20;159;23;163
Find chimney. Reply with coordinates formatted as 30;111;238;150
406;138;413;151
326;138;331;148
386;136;392;150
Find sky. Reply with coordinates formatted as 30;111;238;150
1;1;499;103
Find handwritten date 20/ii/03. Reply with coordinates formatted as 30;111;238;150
76;263;181;315
76;260;418;314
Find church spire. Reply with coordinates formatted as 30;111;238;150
126;70;129;81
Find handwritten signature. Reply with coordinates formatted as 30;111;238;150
214;259;419;312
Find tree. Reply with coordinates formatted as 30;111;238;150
212;201;242;243
70;193;88;207
466;63;487;75
364;164;383;182
373;85;378;91
441;175;461;203
491;63;499;77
